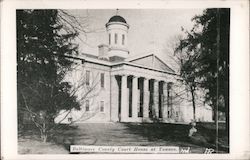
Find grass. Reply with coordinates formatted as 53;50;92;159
18;122;229;154
123;122;229;152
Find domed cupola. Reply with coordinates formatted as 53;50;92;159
105;14;129;61
107;15;127;24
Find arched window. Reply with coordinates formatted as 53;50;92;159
115;33;118;44
122;34;125;45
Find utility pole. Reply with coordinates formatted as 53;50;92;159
215;8;221;153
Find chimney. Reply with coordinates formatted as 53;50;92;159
98;44;109;58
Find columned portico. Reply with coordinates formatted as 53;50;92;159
113;69;175;123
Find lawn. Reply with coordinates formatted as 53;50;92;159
18;122;229;154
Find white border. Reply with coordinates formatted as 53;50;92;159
1;0;249;159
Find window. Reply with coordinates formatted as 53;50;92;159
100;73;105;88
109;33;111;45
100;101;104;112
85;100;89;111
86;70;90;86
68;117;72;122
122;34;125;45
167;110;170;118
115;33;118;44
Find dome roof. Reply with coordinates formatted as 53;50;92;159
108;15;127;24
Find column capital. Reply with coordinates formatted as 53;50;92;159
119;73;128;77
158;79;165;83
153;79;159;83
131;75;139;79
162;81;168;85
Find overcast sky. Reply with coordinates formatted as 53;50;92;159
68;9;204;69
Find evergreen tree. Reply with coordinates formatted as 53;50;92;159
17;10;81;142
176;9;229;142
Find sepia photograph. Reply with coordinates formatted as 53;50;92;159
16;8;229;154
1;0;249;159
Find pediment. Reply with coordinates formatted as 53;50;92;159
128;54;175;73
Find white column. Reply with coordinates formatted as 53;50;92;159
121;75;128;121
153;80;159;118
132;76;138;118
143;78;149;118
162;81;168;119
168;82;173;119
110;75;119;122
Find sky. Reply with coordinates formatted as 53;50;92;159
67;9;204;69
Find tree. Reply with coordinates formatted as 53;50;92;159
17;9;88;142
172;35;200;122
175;9;230;141
181;56;198;122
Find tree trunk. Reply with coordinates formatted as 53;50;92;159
215;8;221;152
40;123;48;143
41;133;48;143
190;86;196;121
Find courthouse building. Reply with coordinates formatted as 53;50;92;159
55;14;213;124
